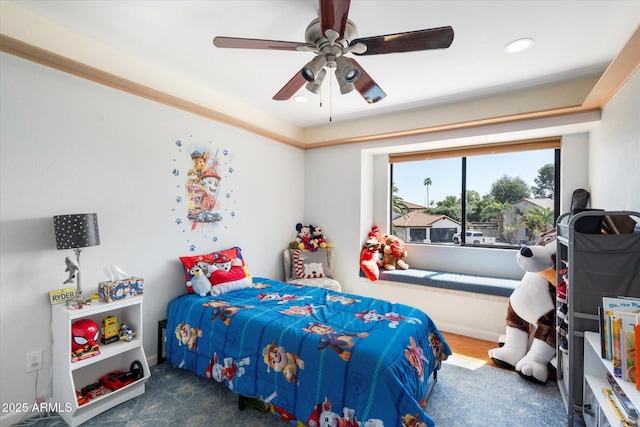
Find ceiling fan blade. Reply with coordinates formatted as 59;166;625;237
320;0;351;39
273;71;307;101
213;36;312;51
350;26;454;56
349;58;386;104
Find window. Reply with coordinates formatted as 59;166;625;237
390;137;560;247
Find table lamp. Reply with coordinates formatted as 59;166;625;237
53;213;100;308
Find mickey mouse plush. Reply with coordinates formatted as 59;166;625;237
310;225;333;248
488;229;557;383
295;223;318;251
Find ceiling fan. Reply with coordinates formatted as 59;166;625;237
213;0;454;104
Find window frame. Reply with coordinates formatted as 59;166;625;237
389;138;561;248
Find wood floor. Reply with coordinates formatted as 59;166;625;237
441;331;499;366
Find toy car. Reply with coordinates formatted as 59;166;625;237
76;390;89;406
99;361;144;391
86;385;108;399
80;382;101;396
99;370;135;391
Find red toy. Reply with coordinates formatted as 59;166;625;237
80;382;108;399
360;226;382;281
72;319;100;351
75;391;89;406
86;386;108;399
71;319;100;362
100;371;135;391
100;361;143;391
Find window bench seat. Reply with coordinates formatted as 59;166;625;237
359;268;520;297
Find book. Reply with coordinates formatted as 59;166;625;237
613;312;639;378
621;316;638;382
608;372;639;422
602;297;640;360
603;388;638;427
636;323;640;391
599;306;607;358
614;316;624;377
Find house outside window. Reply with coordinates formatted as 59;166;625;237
390;138;560;247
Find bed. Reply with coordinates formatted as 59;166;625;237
165;272;451;426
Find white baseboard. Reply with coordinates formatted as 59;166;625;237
436;321;503;343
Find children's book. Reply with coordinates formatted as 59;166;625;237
603;388;638;427
613;313;639;378
602;297;640;360
620;315;638;382
613;315;624;377
632;325;640;391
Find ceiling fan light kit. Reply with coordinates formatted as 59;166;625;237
213;0;454;104
334;55;360;83
302;55;328;82
305;68;327;94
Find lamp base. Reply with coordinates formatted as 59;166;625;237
66;290;90;309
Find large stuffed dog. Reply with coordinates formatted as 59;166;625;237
488;229;557;383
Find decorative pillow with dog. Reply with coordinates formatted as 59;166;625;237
292;248;333;279
179;247;251;295
208;247;252;295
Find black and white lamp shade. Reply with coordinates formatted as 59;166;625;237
53;213;100;250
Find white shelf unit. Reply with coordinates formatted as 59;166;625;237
583;331;639;427
555;210;640;426
51;297;150;427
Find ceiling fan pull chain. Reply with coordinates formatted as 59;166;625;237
329;71;333;122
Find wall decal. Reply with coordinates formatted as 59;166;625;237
171;137;237;251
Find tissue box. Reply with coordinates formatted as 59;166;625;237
98;278;144;303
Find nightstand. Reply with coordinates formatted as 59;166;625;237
51;297;149;426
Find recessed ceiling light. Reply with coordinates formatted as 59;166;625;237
504;38;534;54
293;95;308;103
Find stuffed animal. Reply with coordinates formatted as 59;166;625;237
382;234;409;270
63;256;79;285
186;266;212;296
209;253;249;296
488;228;557;383
360;226;383;281
310;225;333;248
293;223;318;251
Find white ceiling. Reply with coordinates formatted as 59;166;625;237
6;0;640;133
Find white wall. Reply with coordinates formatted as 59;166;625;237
589;70;640;210
0;53;304;420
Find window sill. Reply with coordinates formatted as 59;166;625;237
359;268;519;297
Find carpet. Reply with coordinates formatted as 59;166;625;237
16;356;567;427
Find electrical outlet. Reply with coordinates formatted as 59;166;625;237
26;350;42;373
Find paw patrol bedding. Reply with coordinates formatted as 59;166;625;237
165;278;451;427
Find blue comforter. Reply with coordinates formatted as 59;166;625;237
165;278;451;427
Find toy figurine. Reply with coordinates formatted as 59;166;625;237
119;324;135;342
100;315;120;344
63;256;79;285
71;319;100;362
